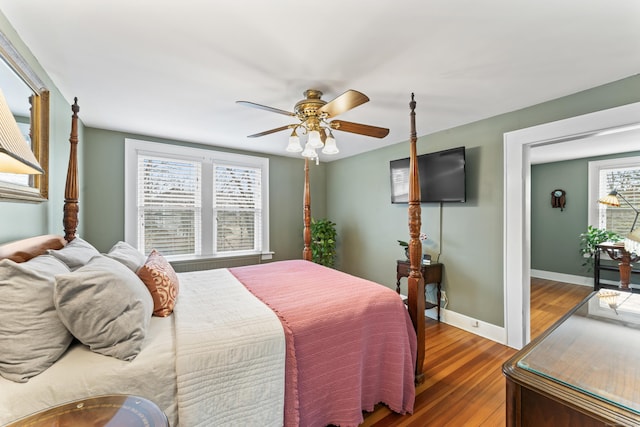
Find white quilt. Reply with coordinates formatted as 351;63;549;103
174;268;286;427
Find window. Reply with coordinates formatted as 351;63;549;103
125;139;269;259
588;156;640;236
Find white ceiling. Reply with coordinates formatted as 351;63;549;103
0;0;639;162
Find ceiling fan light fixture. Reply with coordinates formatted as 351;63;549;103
286;130;303;152
322;132;339;155
307;129;323;149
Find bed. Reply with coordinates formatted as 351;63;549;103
0;95;427;426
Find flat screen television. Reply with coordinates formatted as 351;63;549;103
390;146;466;203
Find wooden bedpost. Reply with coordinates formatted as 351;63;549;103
407;93;425;384
63;98;79;242
303;157;312;261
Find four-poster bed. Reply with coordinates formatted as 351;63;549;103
0;94;427;425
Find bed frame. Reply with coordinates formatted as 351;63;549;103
2;93;427;383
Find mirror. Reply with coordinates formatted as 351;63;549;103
0;30;49;202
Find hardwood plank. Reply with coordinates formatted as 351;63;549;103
362;279;591;426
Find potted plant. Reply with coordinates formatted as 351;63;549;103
311;218;337;268
398;233;428;260
579;225;623;271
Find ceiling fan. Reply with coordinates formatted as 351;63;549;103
237;89;389;160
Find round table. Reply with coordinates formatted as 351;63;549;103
6;394;168;427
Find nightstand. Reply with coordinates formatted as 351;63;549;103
396;260;443;321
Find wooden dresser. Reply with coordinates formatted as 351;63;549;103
503;290;640;426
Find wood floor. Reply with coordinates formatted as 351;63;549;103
361;278;592;427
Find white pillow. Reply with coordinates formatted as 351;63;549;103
105;241;146;272
0;256;73;383
54;255;153;361
47;237;100;270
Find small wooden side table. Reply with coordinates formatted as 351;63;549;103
396;260;443;321
5;394;168;427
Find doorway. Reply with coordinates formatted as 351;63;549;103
503;101;640;349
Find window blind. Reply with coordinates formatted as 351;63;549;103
214;163;262;252
599;165;640;235
138;155;202;256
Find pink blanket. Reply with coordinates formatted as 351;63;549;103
230;260;416;427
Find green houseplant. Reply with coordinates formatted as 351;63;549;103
311;218;337;268
579;225;623;271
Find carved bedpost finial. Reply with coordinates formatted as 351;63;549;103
63;98;80;242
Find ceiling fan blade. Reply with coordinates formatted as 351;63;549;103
247;124;293;138
318;90;369;117
330;120;389;138
236;100;296;117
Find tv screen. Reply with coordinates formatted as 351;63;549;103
390;146;466;203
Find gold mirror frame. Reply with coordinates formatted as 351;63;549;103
0;30;49;202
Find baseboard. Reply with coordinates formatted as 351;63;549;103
426;307;506;345
531;269;639;288
530;269;593;287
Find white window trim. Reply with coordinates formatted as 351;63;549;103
587;156;640;228
124;138;271;260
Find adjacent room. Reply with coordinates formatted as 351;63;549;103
0;1;639;426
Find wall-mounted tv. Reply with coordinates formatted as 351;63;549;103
390;146;466;203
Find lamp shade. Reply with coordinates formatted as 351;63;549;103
625;228;640;254
321;133;339;155
286;133;303;153
598;191;621;207
0;88;43;174
307;130;323;149
301;142;317;159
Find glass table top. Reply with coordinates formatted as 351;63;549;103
517;289;640;415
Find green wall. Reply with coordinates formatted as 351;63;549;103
327;74;640;327
0;13;85;242
82;127;326;257
531;151;640;277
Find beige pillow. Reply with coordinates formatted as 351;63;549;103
105;241;146;272
54;255;153;361
0;256;73;383
47;237;100;270
137;249;179;317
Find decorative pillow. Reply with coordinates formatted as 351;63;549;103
47;237;100;270
137;249;179;317
105;241;146;272
54;255;153;361
0;255;73;383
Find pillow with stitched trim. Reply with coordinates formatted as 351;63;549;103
54;255;153;361
105;241;146;272
137;249;179;317
47;237;100;270
0;255;73;383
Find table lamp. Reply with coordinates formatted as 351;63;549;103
598;190;639;233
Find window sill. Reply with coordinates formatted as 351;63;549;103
167;251;275;273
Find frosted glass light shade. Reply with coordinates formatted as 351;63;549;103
286;134;302;152
307;130;323;149
321;134;339;155
301;142;317;159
